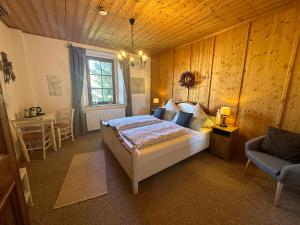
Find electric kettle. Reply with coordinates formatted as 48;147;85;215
30;107;42;117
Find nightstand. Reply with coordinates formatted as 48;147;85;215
150;108;155;115
210;124;239;161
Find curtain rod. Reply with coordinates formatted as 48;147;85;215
66;43;118;56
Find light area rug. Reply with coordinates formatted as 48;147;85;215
53;151;108;209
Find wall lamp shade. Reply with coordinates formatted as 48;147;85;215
220;107;231;116
153;98;160;104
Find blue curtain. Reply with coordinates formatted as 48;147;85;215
120;59;132;116
69;45;87;136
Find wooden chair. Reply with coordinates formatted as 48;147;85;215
55;108;74;149
11;119;53;161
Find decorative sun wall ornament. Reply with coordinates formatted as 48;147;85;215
179;71;195;89
0;52;16;84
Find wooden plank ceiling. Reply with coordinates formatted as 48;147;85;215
0;0;297;55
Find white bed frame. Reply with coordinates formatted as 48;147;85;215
101;102;210;193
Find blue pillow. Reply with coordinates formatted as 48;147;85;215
175;111;193;127
153;107;166;119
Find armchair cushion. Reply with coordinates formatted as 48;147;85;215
261;127;300;163
245;135;266;152
246;150;292;178
278;164;300;186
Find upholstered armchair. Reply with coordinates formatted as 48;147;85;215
243;135;300;206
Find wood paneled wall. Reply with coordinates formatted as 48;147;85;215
237;8;300;138
173;46;191;102
151;6;300;155
189;37;215;108
281;43;300;132
209;24;250;124
151;50;174;106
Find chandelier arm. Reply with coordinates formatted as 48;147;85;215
131;22;134;52
118;18;146;68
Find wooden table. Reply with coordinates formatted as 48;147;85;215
21;113;57;151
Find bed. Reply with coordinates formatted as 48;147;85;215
101;102;212;193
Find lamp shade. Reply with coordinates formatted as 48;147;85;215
220;107;231;116
153;98;159;104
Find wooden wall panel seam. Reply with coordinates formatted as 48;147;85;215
206;36;216;109
235;22;252;126
171;49;175;98
276;14;300;127
208;24;250;120
187;44;193;101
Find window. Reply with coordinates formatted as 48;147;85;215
86;56;116;105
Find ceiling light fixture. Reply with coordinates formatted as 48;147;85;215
118;18;147;68
98;7;107;16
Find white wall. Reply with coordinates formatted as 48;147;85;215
24;35;71;114
0;20;151;160
0;19;151;162
0;22;35;158
0;26;35;113
1;19;150;119
0;21;18;117
23;33;151;116
130;63;151;115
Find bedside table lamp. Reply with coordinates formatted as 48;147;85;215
220;107;231;127
153;98;160;108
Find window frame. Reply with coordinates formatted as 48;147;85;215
86;56;116;106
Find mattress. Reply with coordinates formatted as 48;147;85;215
121;127;211;179
140;128;211;180
139;128;211;161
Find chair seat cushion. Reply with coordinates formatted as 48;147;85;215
22;130;51;140
262;127;300;163
54;123;70;129
246;150;292;177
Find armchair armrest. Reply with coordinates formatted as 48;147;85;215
278;164;300;186
245;135;266;152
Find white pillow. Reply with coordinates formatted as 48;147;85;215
189;117;214;130
189;117;206;130
188;103;214;130
202;117;214;128
164;98;179;112
208;115;216;124
193;102;208;118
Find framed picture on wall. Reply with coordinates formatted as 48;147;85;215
131;77;145;94
47;74;62;96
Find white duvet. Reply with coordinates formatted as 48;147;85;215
105;115;161;131
121;121;192;149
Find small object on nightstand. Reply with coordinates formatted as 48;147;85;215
216;108;221;125
210;124;239;161
220;107;231;127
